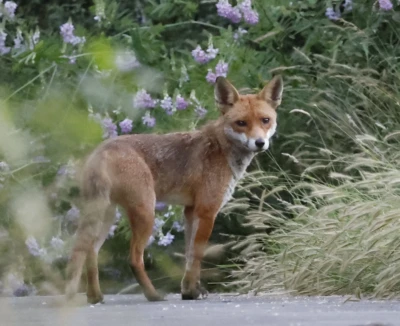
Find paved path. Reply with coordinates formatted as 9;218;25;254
0;293;398;326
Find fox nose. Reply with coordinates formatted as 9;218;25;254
255;138;265;149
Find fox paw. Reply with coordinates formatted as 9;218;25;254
181;283;208;300
87;294;105;305
145;292;166;302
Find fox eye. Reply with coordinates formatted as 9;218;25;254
262;118;270;124
235;120;247;127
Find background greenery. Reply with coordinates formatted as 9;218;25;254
1;0;400;299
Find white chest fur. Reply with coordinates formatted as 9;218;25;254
220;150;254;210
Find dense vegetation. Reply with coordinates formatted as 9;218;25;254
1;0;400;298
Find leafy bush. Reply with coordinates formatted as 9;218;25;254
1;0;400;297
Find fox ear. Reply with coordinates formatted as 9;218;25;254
214;77;240;114
258;75;283;109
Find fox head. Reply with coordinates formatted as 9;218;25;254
215;75;283;152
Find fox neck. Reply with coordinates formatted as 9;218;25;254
213;120;255;180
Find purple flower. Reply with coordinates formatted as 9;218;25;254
344;0;353;11
238;0;259;25
215;60;229;77
379;0;393;10
50;237;64;250
216;0;233;18
206;69;217;84
228;6;242;23
325;7;341;20
25;236;41;257
160;95;174;115
119;118;133;134
207;60;229;84
0;31;11;55
155;202;168;211
65;205;80;222
216;0;241;23
158;232;174;246
4;1;17;19
102;117;118;139
142;113;156;128
192;44;219;64
133;90;157;109
153;218;165;232
206;45;219;60
60;23;75;43
242;8;258;24
172;221;184;232
195;105;207;118
60;22;85;45
191;45;209;64
175;95;189;110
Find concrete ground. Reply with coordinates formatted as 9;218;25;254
0;293;398;326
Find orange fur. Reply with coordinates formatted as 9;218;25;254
65;76;284;303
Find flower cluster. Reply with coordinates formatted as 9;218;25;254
25;236;47;257
379;0;393;10
1;1;17;19
175;95;189;110
133;89;157;109
325;7;341;21
216;0;259;25
326;0;353;20
102;117;118;139
195;105;208;118
60;22;86;45
90;113;134;138
145;205;185;247
119;118;133;134
191;44;219;64
0;31;10;55
206;60;229;84
142;112;156;128
160;95;173;115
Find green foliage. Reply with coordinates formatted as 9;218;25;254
1;0;400;297
229;1;400;298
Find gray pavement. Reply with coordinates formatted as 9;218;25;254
0;293;398;326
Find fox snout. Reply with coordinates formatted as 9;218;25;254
239;122;277;152
224;122;277;152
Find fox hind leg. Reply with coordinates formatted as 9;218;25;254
86;204;116;304
65;199;110;303
125;195;164;301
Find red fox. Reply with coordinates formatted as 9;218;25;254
65;75;283;303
